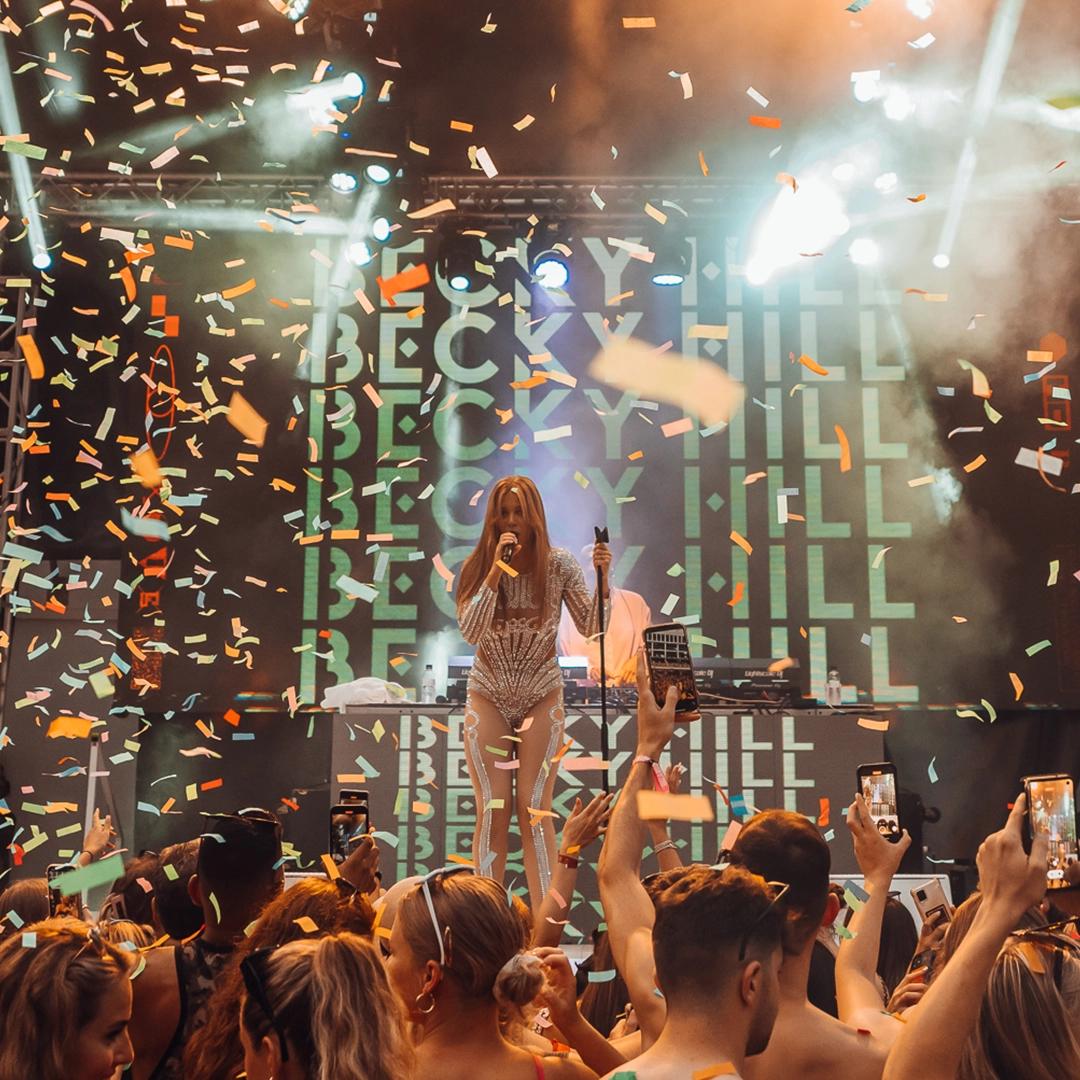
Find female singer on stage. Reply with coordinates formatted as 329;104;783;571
457;475;610;913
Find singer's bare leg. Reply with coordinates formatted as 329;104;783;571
464;692;514;883
515;687;565;918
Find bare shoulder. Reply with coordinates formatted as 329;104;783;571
745;1004;888;1080
543;1055;600;1080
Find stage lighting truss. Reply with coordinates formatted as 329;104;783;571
436;228;485;292
527;219;572;290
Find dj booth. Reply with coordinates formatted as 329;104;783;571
333;702;885;932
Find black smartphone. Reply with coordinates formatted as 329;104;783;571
329;802;370;864
857;762;902;843
642;623;700;716
46;864;79;918
338;789;369;805
1022;773;1078;890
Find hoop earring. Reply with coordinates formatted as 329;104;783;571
415;989;437;1015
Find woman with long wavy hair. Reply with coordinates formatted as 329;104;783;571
183;876;375;1078
457;475;609;910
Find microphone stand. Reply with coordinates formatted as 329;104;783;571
596;559;610;795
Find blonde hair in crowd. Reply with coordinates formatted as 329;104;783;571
397;873;542;1015
0;917;134;1080
958;934;1080;1080
241;932;414;1080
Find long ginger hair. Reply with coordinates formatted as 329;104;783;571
456;475;551;613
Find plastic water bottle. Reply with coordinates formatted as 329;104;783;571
825;668;842;708
421;664;436;704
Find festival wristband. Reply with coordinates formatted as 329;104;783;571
633;755;670;793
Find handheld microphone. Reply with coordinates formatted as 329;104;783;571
501;539;517;562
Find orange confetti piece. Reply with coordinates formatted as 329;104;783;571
226;392;268;447
17;335;44;379
729;529;753;556
795;352;829;377
727;581;745;608
857;716;890;732
46;715;93;739
963;454;987;473
1009;672;1024;701
776;171;797;193
321;853;341;879
223;709;240;727
698;150;709;177
637;791;715;822
129;447;162;489
907;193;927;203
221;278;255;301
818;797;830;827
377;263;431;307
749;115;782;129
834;424;852;472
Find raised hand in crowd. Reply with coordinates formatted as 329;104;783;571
340;832;382;896
835;793;912;1039
533;793;613;949
77;809;117;867
883;793;1048;1080
532;945;627;1077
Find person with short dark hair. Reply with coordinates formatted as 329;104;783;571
604;865;784;1079
735;806;896;1080
150;840;202;941
128;809;283;1080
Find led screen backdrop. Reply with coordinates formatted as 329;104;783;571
20;219;1061;714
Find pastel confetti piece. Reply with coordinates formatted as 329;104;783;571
637;791;715;822
928;757;939;783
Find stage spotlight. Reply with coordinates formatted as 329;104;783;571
932;252;951;269
874;171;899;193
330;171;358;194
342;72;365;98
437;232;484;292
372;216;391;242
906;0;934;18
534;256;570;290
851;70;881;103
884;88;916;121
347;241;375;267
746;177;849;285
527;220;572;290
31;250;52;270
848;238;881;266
650;233;692;287
365;163;393;185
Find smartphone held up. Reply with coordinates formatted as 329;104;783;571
857;761;902;844
642;623;700;717
329;790;370;865
1022;774;1079;890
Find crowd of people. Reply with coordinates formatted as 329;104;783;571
1;655;1078;1078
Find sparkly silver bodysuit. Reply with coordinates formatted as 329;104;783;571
458;547;608;728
